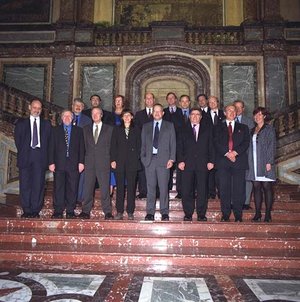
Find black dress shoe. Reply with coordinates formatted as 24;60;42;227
145;214;154;221
221;216;230;222
66;212;77;219
104;213;114;220
161;214;169;221
136;193;147;199
78;212;90;219
175;194;182;199
197;215;207;221
264;213;272;222
51;213;63;219
21;213;31;218
235;217;243;222
31;213;40;218
209;194;216;199
184;215;192;221
243;204;252;210
251;213;262;222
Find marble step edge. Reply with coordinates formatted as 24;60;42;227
0;260;299;277
40;200;300;211
1;233;299;250
2;218;300;232
0;250;299;270
14;210;300;223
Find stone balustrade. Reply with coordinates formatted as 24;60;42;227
0;82;62;126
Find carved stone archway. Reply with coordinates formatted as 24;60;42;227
125;54;210;112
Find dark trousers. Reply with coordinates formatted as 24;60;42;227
115;170;138;214
182;170;208;217
252;181;273;217
176;166;182;195
208;168;219;197
53;166;79;215
218;167;245;219
137;163;147;196
19;148;46;215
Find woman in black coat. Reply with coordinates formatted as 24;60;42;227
110;109;141;220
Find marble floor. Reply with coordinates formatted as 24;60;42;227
0;271;300;302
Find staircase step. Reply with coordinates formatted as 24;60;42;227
0;242;299;274
1;227;299;249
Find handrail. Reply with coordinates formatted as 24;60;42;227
0;82;62;126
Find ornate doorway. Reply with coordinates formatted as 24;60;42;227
125;54;210;111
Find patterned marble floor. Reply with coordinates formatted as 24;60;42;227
0;271;300;302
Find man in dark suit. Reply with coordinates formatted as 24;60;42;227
71;98;92;203
234;100;255;210
175;95;192;199
78;107;114;220
177;108;215;221
197;93;209;118
141;103;176;221
82;94;114;125
207;96;225;199
48;110;85;219
134;92;154;198
213;104;250;222
14;99;51;218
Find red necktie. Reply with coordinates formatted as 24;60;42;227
228;122;233;151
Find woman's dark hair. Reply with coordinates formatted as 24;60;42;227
253;106;271;121
120;108;134;127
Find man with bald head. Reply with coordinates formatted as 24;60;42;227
14;99;51;218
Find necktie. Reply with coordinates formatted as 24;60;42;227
213;111;218;125
184;110;188;123
228;122;233;151
64;127;69;157
148;108;152;118
75;115;78;126
170;107;174;114
125;127;129;139
32;118;38;148
94;125;99;144
153;122;159;149
235;116;240;123
193;124;197;141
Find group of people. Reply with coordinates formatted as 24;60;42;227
14;92;276;222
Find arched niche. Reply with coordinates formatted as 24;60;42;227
125;54;210;112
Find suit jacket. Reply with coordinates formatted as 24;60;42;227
83;123;113;172
240;114;255;132
213;121;250;170
141;120;176;168
207;108;225;126
134;109;153;130
163;107;184;131
110;125;141;172
82;108;114;125
246;124;276;181
72;113;92;128
14;117;51;169
48;125;84;171
177;121;215;171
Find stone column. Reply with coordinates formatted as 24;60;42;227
78;0;95;24
244;0;260;22
58;0;78;23
263;0;283;21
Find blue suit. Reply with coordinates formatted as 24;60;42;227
14;117;51;216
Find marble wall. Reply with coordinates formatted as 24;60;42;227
52;58;72;108
81;64;115;111
220;63;257;115
265;57;286;112
3;65;46;100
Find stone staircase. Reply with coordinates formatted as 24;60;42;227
0;183;299;277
